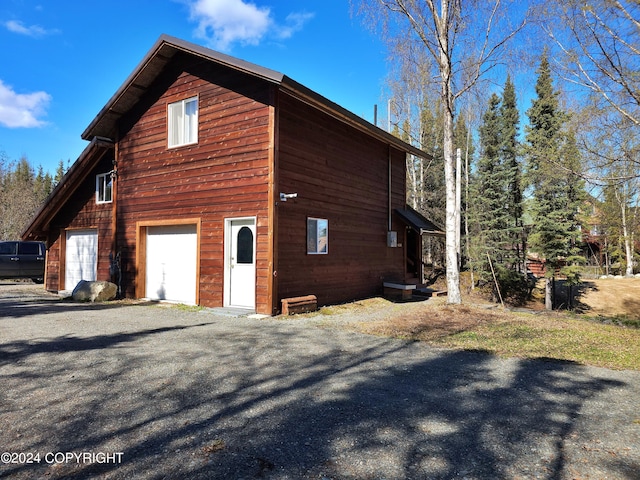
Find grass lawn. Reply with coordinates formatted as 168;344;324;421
311;296;640;371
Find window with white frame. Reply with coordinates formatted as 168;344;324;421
96;172;113;204
307;217;328;254
168;96;198;148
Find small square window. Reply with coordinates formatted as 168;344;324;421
96;172;113;204
168;96;198;148
307;218;328;254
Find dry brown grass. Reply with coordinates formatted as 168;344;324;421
576;277;640;318
351;303;513;342
306;278;640;370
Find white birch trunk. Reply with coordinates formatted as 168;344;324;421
617;185;634;277
622;204;633;276
407;156;418;209
444;115;461;303
438;3;461;304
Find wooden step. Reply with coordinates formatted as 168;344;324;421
281;295;317;315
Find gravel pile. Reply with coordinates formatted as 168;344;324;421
1;283;639;479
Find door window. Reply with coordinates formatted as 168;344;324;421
236;226;254;264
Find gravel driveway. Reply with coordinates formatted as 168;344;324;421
1;282;639;479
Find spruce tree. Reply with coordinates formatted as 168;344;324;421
475;93;507;263
561;128;587;295
500;75;524;272
525;52;586;309
54;159;68;184
419;100;445;227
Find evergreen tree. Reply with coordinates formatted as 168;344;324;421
454;113;474;270
54;159;69;184
419;100;445;227
469;78;527;303
500;75;524;272
525;52;586;309
474;93;507;263
34;165;54;203
453;114;473;161
562;128;587;278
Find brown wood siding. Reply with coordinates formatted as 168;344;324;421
45;154;115;290
115;56;274;313
276;92;406;307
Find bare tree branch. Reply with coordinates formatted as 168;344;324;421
356;0;529;304
543;0;640;127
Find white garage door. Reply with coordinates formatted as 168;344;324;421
146;225;197;305
65;229;98;290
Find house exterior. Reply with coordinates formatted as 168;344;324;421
22;35;434;315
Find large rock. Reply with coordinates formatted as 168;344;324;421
72;280;117;302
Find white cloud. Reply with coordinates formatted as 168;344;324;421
188;0;271;51
0;80;51;128
186;0;313;51
276;12;315;40
4;20;50;37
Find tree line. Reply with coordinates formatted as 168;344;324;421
355;0;639;309
0;153;68;241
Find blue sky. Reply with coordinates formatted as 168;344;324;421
0;0;389;175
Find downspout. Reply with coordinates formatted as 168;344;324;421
109;133;121;297
110;138;118;254
269;87;280;315
388;145;392;232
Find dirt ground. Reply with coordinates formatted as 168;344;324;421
455;274;640;319
574;277;640;318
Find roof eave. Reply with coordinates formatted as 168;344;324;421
394;206;445;237
21;137;114;241
83;34;428;159
280;76;430;159
82;34;285;141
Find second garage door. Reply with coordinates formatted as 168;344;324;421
146;225;197;305
65;229;98;290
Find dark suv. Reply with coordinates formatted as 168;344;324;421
0;241;46;283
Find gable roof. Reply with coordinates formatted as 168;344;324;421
83;34;429;159
23;35;430;241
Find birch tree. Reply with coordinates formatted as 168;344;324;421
542;0;639;129
595;122;639;276
0;155;54;240
355;0;527;303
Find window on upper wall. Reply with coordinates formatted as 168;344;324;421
168;96;198;148
96;172;113;204
307;217;328;254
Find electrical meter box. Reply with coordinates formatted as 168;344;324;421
387;231;398;248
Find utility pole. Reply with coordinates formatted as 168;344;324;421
456;148;461;268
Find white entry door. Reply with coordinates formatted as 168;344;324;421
225;218;256;309
65;229;98;290
146;225;197;305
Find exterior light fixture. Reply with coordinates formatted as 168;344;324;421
279;193;298;202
